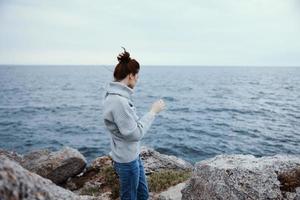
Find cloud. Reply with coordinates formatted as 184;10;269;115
0;0;299;66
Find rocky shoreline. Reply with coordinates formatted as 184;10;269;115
1;146;300;200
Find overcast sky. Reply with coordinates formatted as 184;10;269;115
0;0;299;66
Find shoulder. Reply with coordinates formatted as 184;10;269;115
105;94;131;108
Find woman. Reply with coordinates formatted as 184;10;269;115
102;48;165;199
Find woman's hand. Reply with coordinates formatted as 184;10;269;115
150;99;166;115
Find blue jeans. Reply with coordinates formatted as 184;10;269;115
113;155;149;200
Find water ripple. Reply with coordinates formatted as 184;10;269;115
0;65;299;164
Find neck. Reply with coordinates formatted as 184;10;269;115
120;79;134;89
120;79;129;85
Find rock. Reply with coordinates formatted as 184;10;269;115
278;168;300;200
140;146;193;175
64;147;192;200
63;156;119;200
63;156;113;190
278;167;300;192
64;146;193;189
182;154;300;200
0;146;193;200
22;146;87;184
90;155;113;169
0;148;24;164
157;181;187;200
80;194;110;200
0;155;106;200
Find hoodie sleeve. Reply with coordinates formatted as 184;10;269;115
112;98;156;142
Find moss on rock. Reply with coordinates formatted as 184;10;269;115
148;169;192;193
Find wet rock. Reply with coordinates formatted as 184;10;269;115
22;146;87;184
182;154;300;200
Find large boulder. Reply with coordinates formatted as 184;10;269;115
21;146;87;184
140;146;193;175
182;154;300;200
0;155;104;200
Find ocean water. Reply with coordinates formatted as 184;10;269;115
0;65;299;164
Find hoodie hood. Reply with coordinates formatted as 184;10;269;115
103;81;134;100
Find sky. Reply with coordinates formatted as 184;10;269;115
0;0;299;66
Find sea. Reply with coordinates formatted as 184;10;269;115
0;65;299;164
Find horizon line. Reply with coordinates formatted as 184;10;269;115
0;64;300;68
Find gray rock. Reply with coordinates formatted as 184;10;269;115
0;155;104;200
140;146;193;175
158;181;187;200
63;156;114;191
63;156;118;200
80;194;110;200
65;147;192;199
0;148;24;164
22;146;87;184
182;154;300;200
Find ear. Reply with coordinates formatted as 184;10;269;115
129;73;135;80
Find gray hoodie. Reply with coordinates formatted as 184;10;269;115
102;81;156;163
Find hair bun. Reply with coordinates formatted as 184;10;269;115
117;47;131;63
